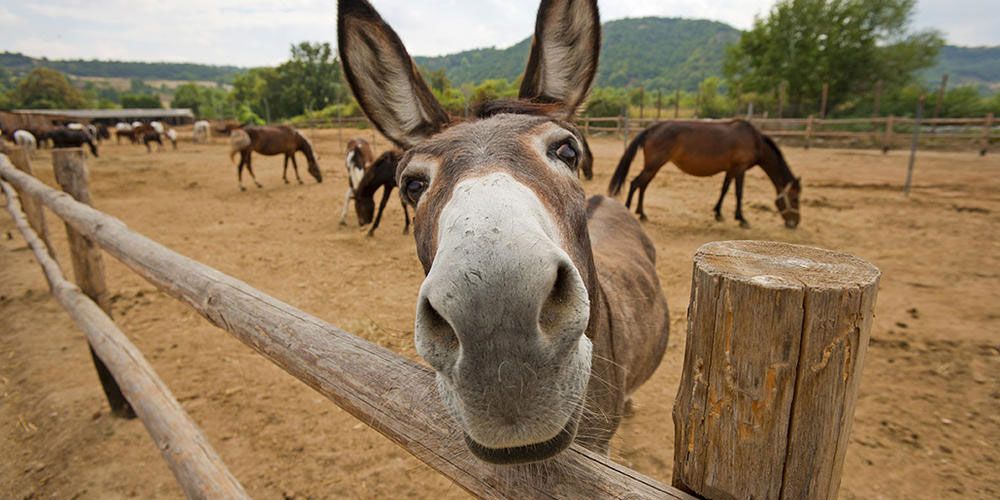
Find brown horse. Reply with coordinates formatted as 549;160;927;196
608;120;802;228
228;126;322;191
352;149;411;236
339;137;375;225
340;0;668;464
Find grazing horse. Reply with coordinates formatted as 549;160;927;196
228;126;322;191
142;131;163;153
96;124;111;142
165;129;178;150
13;130;37;157
353;150;410;236
608;120;802;228
339;137;375;225
116;128;138;144
193;120;210;143
339;0;668;463
47;128;99;157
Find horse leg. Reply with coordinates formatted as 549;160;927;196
237;153;247;191
632;170;658;221
291;154;303;184
339;188;353;226
734;171;750;228
367;186;393;237
714;172;734;222
245;153;263;189
401;199;411;235
282;155;290;184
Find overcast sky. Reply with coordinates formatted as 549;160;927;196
0;0;995;68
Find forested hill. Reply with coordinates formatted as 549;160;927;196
415;17;740;91
922;45;1000;90
0;52;243;83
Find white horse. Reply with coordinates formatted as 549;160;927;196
151;121;165;134
165;129;178;149
116;122;132;131
131;121;143;129
67;123;85;130
13;130;37;157
192;120;210;143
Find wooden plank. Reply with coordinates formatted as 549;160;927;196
52;149;135;419
0;157;694;500
1;179;249;500
673;241;879;500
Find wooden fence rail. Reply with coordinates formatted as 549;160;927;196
0;153;692;499
1;177;250;500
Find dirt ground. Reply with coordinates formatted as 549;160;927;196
1;129;998;499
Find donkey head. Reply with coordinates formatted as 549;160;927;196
340;0;601;464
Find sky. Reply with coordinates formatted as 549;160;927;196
0;0;996;68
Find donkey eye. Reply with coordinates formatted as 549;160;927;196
403;177;428;204
550;140;578;168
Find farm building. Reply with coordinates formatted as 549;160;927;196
7;108;195;127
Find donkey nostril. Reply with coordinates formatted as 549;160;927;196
539;261;586;341
416;296;460;370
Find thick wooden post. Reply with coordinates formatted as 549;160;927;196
981;113;994;156
804;114;815;149
673;241;880;500
52;149;135;419
819;82;829;119
7;148;53;257
882;115;895;153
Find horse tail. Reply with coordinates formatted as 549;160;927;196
229;129;250;163
608;127;650;196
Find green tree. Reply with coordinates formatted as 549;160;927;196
695;77;735;118
724;0;943;116
173;83;229;118
120;93;162;108
8;68;89;109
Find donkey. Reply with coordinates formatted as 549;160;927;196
228;126;322;191
339;0;669;464
608;120;802;228
353;150;410;236
339;137;375;225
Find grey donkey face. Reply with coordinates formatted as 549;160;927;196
339;0;601;464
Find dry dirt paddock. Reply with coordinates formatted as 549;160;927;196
1;129;998;499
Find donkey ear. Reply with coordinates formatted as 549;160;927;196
518;0;601;116
338;0;449;149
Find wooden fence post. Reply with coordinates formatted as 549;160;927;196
673;241;880;500
981;113;994;156
819;82;829;119
7;147;53;257
882;115;895;153
805;114;815;149
52;149;135;419
932;74;949;133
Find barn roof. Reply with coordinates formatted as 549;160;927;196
12;108;195;120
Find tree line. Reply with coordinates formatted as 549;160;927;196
3;0;999;122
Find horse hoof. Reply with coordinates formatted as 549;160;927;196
402;228;410;235
298;180;304;185
739;220;751;229
240;186;247;192
339;220;348;227
256;184;263;189
639;214;648;222
714;213;724;222
283;179;289;184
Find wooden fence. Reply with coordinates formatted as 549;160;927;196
576;114;996;153
1;148;880;499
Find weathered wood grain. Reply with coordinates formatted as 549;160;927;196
7;147;53;257
1;178;249;500
672;241;880;500
52;149;135;418
1;155;694;499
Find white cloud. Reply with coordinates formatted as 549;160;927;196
1;0;995;66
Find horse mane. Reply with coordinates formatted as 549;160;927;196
293;130;318;162
759;133;796;188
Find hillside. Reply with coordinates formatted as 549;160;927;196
0;52;243;84
415;17;740;91
922;45;1000;90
